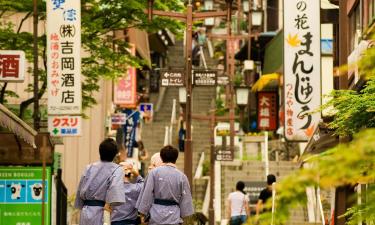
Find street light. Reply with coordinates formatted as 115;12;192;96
251;9;263;28
178;87;187;106
235;86;249;128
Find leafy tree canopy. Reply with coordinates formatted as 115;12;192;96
0;0;184;119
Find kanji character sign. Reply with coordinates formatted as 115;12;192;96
0;51;25;82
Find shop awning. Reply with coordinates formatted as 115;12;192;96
251;73;280;92
128;28;151;67
0;103;37;148
262;30;283;74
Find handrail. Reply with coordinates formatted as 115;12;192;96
194;152;205;179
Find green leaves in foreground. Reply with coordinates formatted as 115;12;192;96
245;129;375;225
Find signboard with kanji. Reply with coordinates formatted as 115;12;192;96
257;92;278;131
114;45;137;108
47;0;82;115
160;70;185;87
111;113;126;125
193;70;217;86
0;167;51;225
215;146;234;161
0;51;25;82
243;181;267;204
217;75;229;86
122;109;140;158
283;0;321;141
139;103;153;123
48;115;82;136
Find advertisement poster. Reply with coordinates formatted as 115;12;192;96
0;167;51;225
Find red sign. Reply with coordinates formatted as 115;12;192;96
0;51;25;82
113;45;137;108
257;92;278;131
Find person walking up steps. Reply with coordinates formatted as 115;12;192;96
227;181;250;225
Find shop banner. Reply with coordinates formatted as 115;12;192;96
47;0;82;115
122;109;140;157
283;0;321;141
48;115;82;136
0;167;51;225
257;92;278;131
114;45;137;108
0;50;25;82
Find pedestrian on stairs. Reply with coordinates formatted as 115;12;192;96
256;174;276;217
137;145;194;225
227;181;250;225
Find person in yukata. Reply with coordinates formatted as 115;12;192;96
137;145;194;225
75;138;125;225
110;161;144;225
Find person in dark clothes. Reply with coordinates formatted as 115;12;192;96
256;174;276;217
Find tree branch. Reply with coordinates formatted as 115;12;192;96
16;11;32;34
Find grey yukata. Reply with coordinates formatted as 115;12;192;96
111;176;144;224
75;161;125;225
137;165;194;225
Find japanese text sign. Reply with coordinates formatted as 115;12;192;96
48;115;82;136
47;0;82;115
215;146;234;161
283;0;321;141
193;70;217;86
161;70;185;87
122;109;140;158
0;167;51;225
111;113;126;125
114;45;137;107
243;181;267;204
0;51;25;82
257;92;278;131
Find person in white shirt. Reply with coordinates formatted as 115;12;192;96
227;181;250;225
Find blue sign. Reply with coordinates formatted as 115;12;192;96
122;109;140;157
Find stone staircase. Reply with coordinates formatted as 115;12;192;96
221;160;309;223
142;40;217;177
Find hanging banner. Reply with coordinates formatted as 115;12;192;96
114;45;137;108
48;115;82;136
0;167;51;225
0;50;25;82
47;0;82;115
283;0;321;141
257;92;278;131
122;109;140;158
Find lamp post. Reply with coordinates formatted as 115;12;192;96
235;86;249;129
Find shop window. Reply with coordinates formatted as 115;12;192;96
349;4;362;52
369;0;375;25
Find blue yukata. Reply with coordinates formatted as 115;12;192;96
137;165;194;225
75;161;125;225
111;176;144;225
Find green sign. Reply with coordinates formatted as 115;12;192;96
0;167;51;225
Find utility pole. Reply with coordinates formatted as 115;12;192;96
33;0;40;131
146;0;228;187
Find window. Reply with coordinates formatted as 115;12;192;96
369;0;375;25
349;4;361;52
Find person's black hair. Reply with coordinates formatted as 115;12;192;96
160;145;179;163
236;181;245;192
267;174;276;185
99;138;118;162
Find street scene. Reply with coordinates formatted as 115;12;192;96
0;0;374;225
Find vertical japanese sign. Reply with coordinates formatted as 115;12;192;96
122;109;140;158
283;0;321;141
114;45;137;108
257;92;278;131
0;167;51;225
0;50;25;82
47;0;82;115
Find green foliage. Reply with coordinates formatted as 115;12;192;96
321;46;375;136
0;0;184;117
